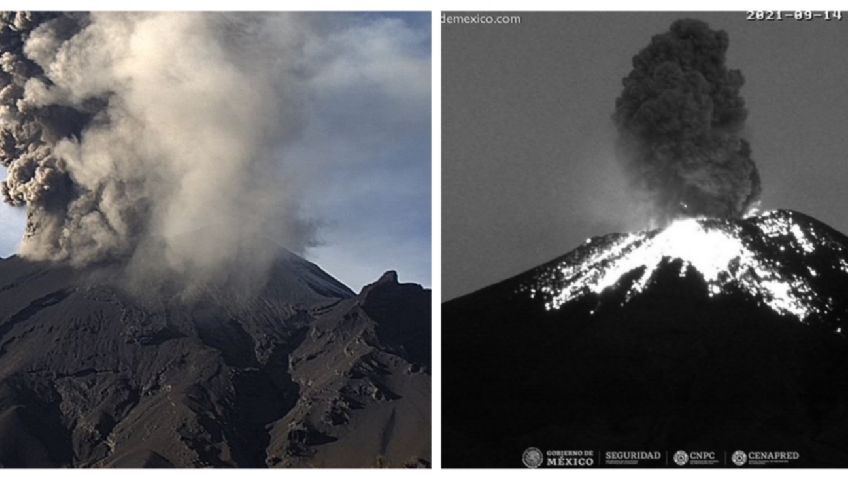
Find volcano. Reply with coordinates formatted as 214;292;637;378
0;250;431;468
443;209;848;468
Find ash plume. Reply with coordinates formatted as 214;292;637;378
0;12;323;293
614;19;761;224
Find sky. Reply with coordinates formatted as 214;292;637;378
443;12;848;301
289;12;431;290
0;169;26;254
0;12;431;292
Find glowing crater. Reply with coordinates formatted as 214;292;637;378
523;213;832;320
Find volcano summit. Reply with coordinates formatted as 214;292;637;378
0;11;432;468
443;210;848;467
0;250;431;468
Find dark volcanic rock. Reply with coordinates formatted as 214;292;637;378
0;252;430;468
267;270;431;468
443;210;848;468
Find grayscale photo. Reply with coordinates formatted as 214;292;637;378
442;11;848;468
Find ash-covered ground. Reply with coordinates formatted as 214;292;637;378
0;251;431;468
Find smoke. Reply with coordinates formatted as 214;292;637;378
614;19;761;224
0;12;330;293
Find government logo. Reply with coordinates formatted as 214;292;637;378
522;447;543;468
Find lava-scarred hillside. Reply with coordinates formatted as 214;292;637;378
443;210;848;468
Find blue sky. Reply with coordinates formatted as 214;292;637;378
0;12;431;291
0;169;26;256
291;12;431;290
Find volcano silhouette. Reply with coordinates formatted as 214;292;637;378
0;249;430;468
443;210;848;468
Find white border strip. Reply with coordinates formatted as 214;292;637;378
1;1;847;11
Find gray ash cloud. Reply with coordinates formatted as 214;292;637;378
614;18;761;223
0;12;320;294
0;13;92;253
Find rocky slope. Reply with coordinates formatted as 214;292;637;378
0;252;430;468
443;210;848;467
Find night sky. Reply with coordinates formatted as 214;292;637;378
443;11;848;301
